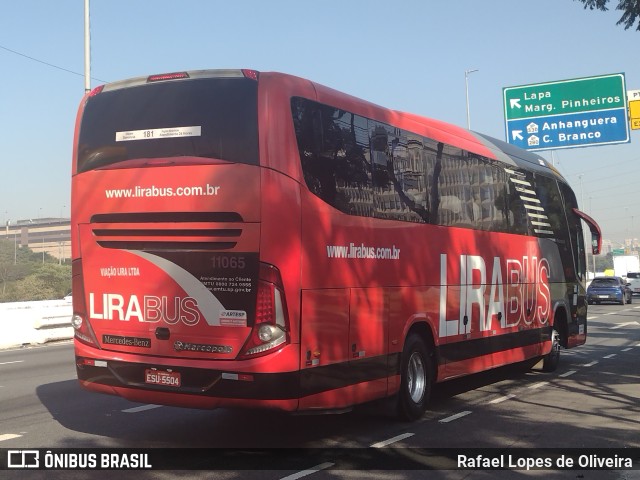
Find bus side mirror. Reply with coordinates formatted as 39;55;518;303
572;208;602;257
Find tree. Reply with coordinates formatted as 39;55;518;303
0;239;34;298
575;0;640;31
6;263;71;302
0;239;71;302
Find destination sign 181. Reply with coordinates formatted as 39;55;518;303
503;74;630;151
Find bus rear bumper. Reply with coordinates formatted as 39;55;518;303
74;341;302;411
78;379;300;411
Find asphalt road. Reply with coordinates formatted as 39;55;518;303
1;302;639;480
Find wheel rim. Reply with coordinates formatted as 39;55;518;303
551;330;560;357
407;351;426;403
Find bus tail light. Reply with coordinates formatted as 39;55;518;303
241;69;259;81
71;260;100;349
147;72;190;82
88;85;104;97
239;263;289;358
72;313;100;348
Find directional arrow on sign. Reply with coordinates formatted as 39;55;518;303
610;321;640;330
512;130;523;141
510;98;521;109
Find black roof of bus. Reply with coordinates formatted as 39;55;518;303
474;132;566;181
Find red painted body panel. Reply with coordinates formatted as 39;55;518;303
71;69;589;414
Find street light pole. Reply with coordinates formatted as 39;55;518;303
577;174;584;209
84;0;91;93
465;69;479;130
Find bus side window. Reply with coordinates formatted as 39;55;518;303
369;122;431;223
292;97;373;216
505;182;530;235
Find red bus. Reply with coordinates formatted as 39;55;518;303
71;69;601;420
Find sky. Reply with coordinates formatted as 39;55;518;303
1;0;638;244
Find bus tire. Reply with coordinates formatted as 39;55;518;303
396;334;433;421
542;328;560;372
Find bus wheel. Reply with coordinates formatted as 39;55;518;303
542;328;560;372
397;334;432;421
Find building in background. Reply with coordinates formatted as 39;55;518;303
3;218;71;262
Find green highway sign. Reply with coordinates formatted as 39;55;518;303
503;74;631;151
612;248;625;255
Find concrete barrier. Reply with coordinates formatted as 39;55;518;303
0;299;73;350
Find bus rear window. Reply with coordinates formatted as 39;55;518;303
77;77;258;172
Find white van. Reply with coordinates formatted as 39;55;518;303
627;272;640;296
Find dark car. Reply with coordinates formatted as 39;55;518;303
587;276;632;305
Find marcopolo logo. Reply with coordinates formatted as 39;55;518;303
173;340;233;354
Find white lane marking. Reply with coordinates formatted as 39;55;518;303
489;394;516;404
279;462;334;480
622;348;632;352
0;434;22;442
371;433;414;448
439;411;471;423
122;404;162;413
528;381;549;390
611;322;640;329
559;370;577;378
0;361;24;366
604;312;616;316
583;360;599;367
603;354;617;359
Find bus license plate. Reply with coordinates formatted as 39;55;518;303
145;369;181;387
